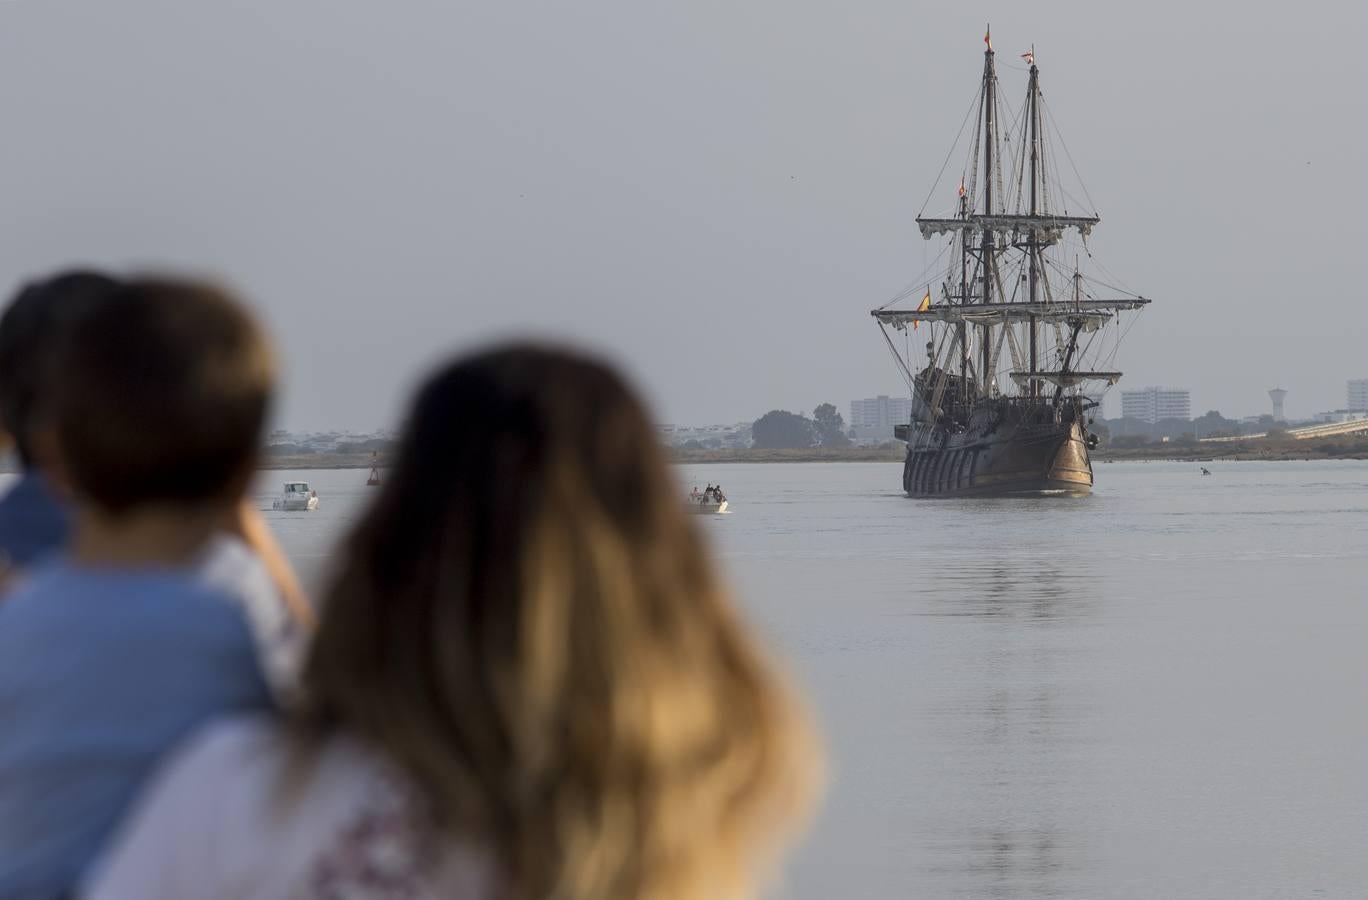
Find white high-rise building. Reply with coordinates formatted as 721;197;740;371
849;395;914;442
1120;386;1191;424
1348;379;1368;413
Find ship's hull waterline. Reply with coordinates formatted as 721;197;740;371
902;419;1092;498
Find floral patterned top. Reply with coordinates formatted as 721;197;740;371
86;718;495;900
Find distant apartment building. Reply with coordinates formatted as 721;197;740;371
849;395;914;443
1120;386;1191;424
1348;379;1368;413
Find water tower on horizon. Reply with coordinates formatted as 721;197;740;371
1269;387;1287;423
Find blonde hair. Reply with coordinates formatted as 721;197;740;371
303;344;819;900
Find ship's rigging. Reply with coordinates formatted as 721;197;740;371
873;33;1149;446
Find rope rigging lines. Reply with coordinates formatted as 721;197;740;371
873;41;1148;415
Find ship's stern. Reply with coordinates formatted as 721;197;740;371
1043;419;1094;493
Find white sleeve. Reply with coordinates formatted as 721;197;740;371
197;535;305;706
81;720;271;900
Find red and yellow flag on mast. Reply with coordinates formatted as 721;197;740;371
913;290;931;330
984;27;992;52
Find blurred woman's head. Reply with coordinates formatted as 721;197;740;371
304;343;818;900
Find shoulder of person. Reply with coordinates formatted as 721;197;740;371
160;715;286;774
0;474;70;569
3;566;269;722
196;535;303;705
163;717;405;819
83;716;302;899
0;559;87;630
87;718;498;900
197;535;297;635
197;536;278;610
0;567;271;726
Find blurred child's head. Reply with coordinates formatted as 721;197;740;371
54;276;275;516
0;270;122;469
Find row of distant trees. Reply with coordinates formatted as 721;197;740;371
751;404;850;449
264;437;393;456
1103;410;1276;446
699;406;1301;452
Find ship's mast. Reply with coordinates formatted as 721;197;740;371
1027;51;1040;401
958;190;970;403
979;28;995;393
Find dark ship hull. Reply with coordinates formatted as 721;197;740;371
897;398;1094;498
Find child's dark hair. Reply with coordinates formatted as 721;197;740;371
0;270;122;466
55;276;275;513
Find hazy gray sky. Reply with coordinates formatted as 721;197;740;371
0;0;1358;428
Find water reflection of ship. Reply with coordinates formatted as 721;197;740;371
930;559;1091;896
870;32;1150;498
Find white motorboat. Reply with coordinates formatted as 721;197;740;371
272;481;319;511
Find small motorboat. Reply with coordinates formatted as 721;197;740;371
686;486;729;514
1200;467;1212;476
272;481;319;511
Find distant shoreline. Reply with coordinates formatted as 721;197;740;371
1095;442;1368;462
256;445;1368;470
668;442;1368;465
4;445;1361;476
259;452;388;470
88;441;1368;474
670;447;900;464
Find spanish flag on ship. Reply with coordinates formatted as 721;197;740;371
913;289;931;330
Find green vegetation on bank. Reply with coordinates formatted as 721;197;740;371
671;446;904;464
1096;433;1368;462
262;437;393;457
259;452;391;470
240;409;1368;471
749;404;852;449
251;436;1368;471
671;432;1368;465
257;446;908;469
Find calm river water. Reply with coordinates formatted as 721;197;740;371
258;460;1368;899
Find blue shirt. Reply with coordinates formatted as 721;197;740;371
0;563;273;899
0;473;70;570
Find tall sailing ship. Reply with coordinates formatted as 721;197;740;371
872;31;1150;497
